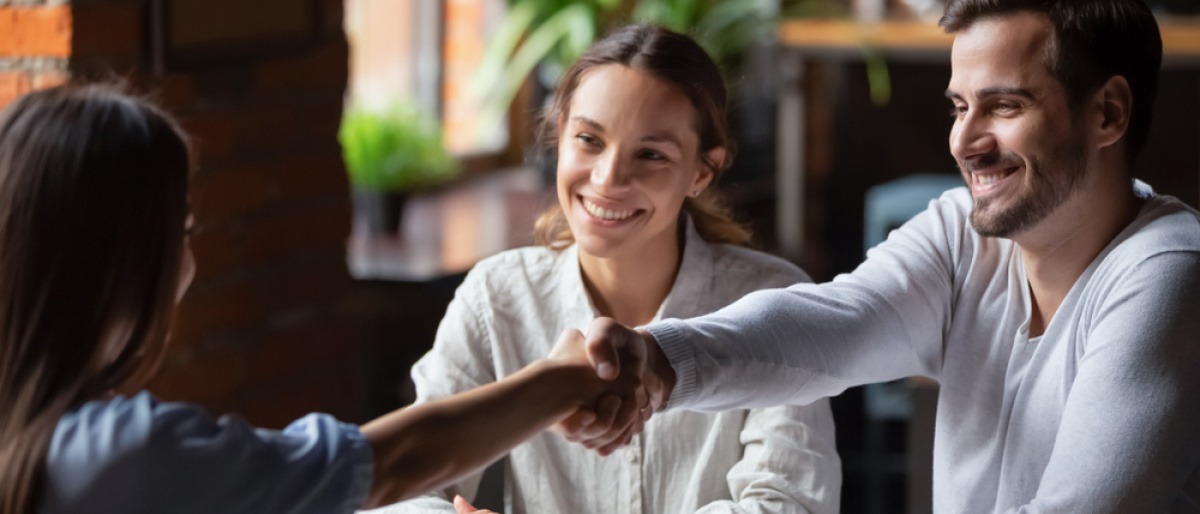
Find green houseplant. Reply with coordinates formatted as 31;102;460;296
470;0;886;134
471;0;783;133
338;102;459;235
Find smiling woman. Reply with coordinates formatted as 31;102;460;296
554;64;717;299
369;24;842;514
533;24;749;254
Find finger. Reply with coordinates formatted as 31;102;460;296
595;422;637;456
580;395;640;451
453;495;478;513
581;394;622;445
633;385;649;418
552;407;597;438
584;318;623;380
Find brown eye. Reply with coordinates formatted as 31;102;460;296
575;134;600;147
637;149;666;161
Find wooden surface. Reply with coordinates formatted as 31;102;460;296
346;167;554;281
779;17;1200;60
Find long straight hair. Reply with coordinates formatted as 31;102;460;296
0;84;191;514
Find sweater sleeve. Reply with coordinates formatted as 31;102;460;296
649;196;961;412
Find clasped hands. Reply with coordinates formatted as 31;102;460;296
546;317;674;456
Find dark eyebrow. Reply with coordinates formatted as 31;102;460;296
945;86;1037;101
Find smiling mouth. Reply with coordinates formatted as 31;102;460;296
974;166;1020;187
581;197;639;221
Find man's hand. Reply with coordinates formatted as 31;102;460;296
544;325;644;453
552;317;674;455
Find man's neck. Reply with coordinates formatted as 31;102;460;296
1017;175;1139;337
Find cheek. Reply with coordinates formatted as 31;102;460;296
642;168;692;205
556;149;585;190
555;149;591;210
994;119;1047;154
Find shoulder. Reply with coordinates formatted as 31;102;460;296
46;392;372;514
1118;195;1200;255
1098;195;1200;277
705;241;811;289
1083;196;1200;311
50;392;209;462
447;246;577;327
448;246;566;310
48;391;254;477
45;393;223;510
464;246;567;289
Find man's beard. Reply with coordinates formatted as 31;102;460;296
965;136;1088;238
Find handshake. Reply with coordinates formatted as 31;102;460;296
544;317;677;455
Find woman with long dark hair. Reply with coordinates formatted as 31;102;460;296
0;84;637;514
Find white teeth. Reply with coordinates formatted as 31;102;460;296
582;199;634;221
978;174;1001;186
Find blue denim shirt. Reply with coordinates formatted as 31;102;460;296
41;391;373;514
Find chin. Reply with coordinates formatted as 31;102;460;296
574;235;624;259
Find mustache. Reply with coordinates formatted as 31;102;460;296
959;153;1023;173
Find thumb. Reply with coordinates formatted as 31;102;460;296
584;317;624;380
453;495;478;513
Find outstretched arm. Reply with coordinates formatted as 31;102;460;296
358;328;639;509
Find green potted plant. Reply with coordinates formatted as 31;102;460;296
338;102;459;235
469;0;881;135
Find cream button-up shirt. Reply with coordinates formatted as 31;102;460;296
370;218;841;514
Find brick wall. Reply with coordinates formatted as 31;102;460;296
60;0;365;428
0;1;70;105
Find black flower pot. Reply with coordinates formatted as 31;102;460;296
353;187;408;236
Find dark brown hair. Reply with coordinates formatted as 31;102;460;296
533;24;752;248
0;84;190;514
940;0;1162;165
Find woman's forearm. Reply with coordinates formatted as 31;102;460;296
358;357;609;508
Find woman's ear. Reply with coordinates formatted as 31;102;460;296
1093;75;1132;150
693;147;724;193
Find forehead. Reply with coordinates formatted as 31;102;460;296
948;12;1057;95
568;65;697;137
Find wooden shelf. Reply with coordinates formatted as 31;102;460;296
779;17;1200;61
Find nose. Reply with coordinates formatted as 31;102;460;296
590;149;628;191
949;110;996;163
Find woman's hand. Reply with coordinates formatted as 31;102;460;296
551;317;674;455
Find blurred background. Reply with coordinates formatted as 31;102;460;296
2;0;1197;512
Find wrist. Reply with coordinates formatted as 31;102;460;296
522;357;597;412
637;329;675;410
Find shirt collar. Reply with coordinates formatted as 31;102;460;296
655;214;713;322
559;214;715;327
